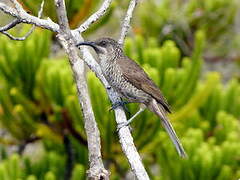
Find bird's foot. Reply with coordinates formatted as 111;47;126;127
116;106;146;131
116;122;133;132
109;100;130;114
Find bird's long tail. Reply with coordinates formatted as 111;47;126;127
148;99;187;158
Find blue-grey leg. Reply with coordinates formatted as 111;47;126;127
110;100;129;110
117;105;146;131
109;99;132;117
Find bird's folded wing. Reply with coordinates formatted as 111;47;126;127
118;56;171;113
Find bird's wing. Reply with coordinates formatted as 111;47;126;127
118;56;171;113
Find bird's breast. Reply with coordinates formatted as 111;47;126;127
100;59;151;103
100;60;123;87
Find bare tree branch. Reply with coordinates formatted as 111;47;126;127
118;0;138;46
0;19;20;32
37;0;45;17
1;31;26;40
0;0;44;41
75;0;113;33
9;0;23;13
0;3;19;18
54;0;109;179
0;2;59;32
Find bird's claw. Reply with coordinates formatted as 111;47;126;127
116;122;133;132
109;101;130;114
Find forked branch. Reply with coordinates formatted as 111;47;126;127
0;19;20;32
0;0;44;40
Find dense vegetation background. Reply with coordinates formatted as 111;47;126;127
0;0;240;179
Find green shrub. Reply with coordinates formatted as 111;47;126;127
137;0;239;57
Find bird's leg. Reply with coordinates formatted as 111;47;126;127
109;98;131;115
117;105;146;131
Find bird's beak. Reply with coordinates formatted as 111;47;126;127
76;41;99;52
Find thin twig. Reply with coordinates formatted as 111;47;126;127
118;0;138;46
75;0;113;33
0;19;20;32
10;0;22;13
1;31;26;40
0;2;59;32
0;0;44;41
37;0;45;17
0;2;18;17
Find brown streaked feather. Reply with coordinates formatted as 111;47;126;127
118;56;171;113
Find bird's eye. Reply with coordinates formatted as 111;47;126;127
100;41;106;46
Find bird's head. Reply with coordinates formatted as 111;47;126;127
76;37;122;60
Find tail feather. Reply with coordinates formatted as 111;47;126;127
148;99;187;158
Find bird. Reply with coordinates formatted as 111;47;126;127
76;37;187;158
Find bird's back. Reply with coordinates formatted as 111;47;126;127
118;55;171;113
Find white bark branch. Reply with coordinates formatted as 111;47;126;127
0;2;59;32
10;0;23;13
118;0;138;46
0;0;150;179
75;0;113;33
0;19;20;32
1;31;29;40
0;1;44;41
54;0;109;179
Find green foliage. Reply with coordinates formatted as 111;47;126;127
0;29;50;98
71;164;85;180
0;154;22;180
0;29;51;141
156;111;240;180
0;29;239;179
137;0;239;57
0;152;86;180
